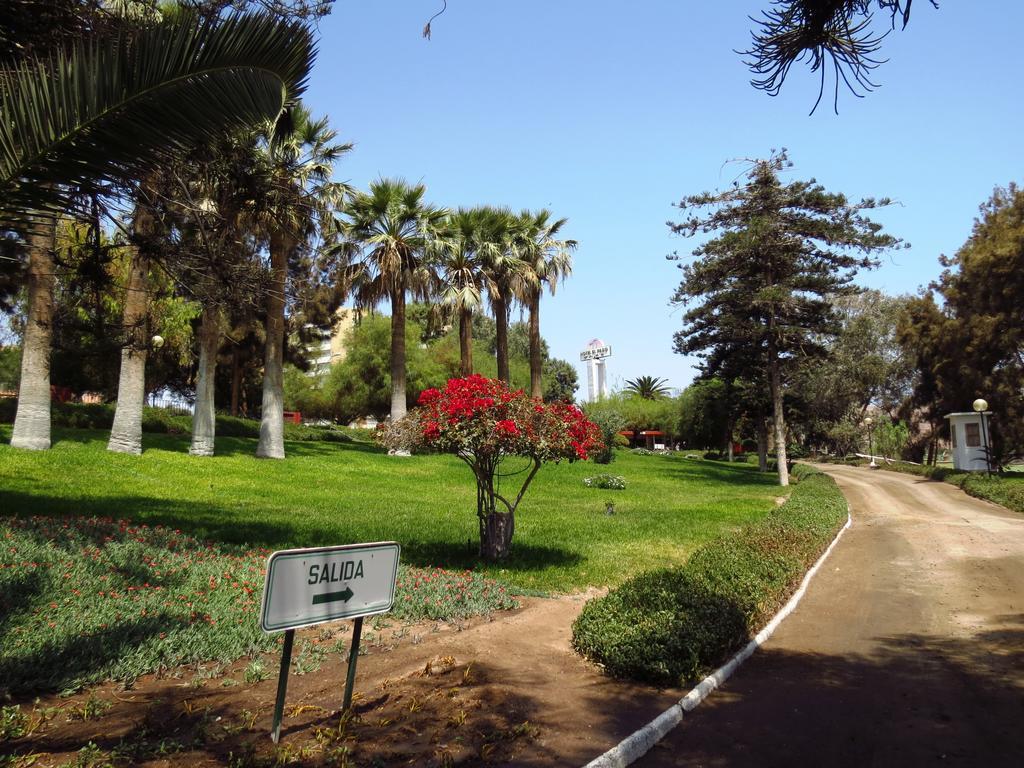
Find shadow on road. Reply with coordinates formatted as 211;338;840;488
637;618;1024;767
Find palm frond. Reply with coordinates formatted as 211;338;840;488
0;11;314;226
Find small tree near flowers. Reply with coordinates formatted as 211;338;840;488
378;375;603;561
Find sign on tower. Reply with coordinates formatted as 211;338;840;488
579;338;612;400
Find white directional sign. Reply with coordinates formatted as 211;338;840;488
580;345;611;361
260;542;400;633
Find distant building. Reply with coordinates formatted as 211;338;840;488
306;308;356;376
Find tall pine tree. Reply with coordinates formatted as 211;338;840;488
668;151;902;485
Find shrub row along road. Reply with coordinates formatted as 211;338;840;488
637;464;1024;768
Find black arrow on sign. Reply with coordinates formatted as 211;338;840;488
312;586;354;606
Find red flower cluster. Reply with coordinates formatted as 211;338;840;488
418;375;509;419
494;419;520;438
407;375;603;463
549;402;603;460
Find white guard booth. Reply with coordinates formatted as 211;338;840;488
944;411;992;471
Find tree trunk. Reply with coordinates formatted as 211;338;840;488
256;232;289;459
494;293;510;384
108;204;154;455
390;286;407;420
476;466;515;559
230;345;242;417
528;290;542;399
190;303;221;457
459;305;473;377
479;511;515;560
768;338;789;486
757;418;769;472
11;218;57;451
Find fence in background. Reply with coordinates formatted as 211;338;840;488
148;394;194;415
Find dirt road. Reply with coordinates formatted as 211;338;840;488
637;465;1024;767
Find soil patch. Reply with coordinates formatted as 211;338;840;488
4;592;681;766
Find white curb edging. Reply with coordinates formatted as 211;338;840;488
583;507;853;768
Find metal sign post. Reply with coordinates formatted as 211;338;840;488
342;617;364;712
270;629;295;744
260;541;400;743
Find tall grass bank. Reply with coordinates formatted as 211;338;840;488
571;465;847;685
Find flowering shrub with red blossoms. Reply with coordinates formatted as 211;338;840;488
378;375;604;560
410;375;601;462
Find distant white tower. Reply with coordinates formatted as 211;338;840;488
580;339;612;400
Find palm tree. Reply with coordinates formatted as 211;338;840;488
107;197;159;454
0;12;315;226
255;106;351;459
8;216;56;450
439;208;494;377
624;375;672;400
190;303;223;456
512;210;576;399
166;137;267;457
474;207;520;384
339;179;448;421
3;12;315;452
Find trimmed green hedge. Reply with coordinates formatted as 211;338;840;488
0;399;365;444
571;464;847;686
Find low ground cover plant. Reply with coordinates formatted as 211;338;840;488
571;465;847;686
583;474;626;490
0;516;517;695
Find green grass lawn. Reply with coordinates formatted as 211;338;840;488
0;427;781;592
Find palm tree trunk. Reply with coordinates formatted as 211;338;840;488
11;218;57;451
528;290;542;399
494;293;510;384
108;205;154;455
767;336;789;487
390;286;407;420
190;303;221;456
257;232;288;459
459;305;473;377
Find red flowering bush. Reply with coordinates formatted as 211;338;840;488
378;375;603;560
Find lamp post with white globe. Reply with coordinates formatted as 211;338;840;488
864;415;877;468
973;398;991;475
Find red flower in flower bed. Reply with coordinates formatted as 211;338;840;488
406;375;601;462
379;376;603;560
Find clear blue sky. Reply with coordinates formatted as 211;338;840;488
303;1;1024;399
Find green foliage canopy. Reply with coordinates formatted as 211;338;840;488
676;378;731;451
0;11;315;224
669;151;902;483
898;184;1024;461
